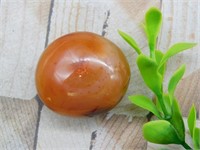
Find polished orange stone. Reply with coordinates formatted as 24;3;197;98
35;32;130;116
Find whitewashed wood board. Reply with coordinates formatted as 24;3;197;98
0;0;51;99
0;97;38;150
159;0;200;85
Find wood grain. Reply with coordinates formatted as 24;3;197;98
0;0;51;99
93;116;147;150
158;0;200;86
0;97;39;150
36;106;99;150
159;0;200;117
176;69;200;117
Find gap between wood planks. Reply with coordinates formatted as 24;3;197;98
33;0;55;149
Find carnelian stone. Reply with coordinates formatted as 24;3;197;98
35;32;130;116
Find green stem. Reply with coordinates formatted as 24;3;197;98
181;141;192;150
157;94;170;119
150;47;156;60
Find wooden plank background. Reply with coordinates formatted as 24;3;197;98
0;0;199;150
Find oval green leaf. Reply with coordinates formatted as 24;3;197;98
159;42;197;68
169;99;185;142
188;105;196;137
163;94;172;115
118;30;142;54
137;54;162;96
168;65;186;97
155;50;166;78
193;127;200;150
145;7;162;57
129;95;161;118
143;120;182;144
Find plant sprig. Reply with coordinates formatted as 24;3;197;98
119;7;199;149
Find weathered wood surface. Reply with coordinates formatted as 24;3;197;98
176;69;200;117
159;0;200;117
159;0;200;82
36;106;99;150
0;0;51;99
0;97;39;150
1;0;200;150
93;116;147;150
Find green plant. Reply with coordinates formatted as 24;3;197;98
119;7;199;149
188;105;200;150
